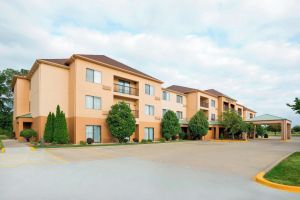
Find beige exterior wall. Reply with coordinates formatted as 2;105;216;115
161;89;186;119
13;78;30;121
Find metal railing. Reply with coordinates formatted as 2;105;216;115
114;83;139;96
131;110;139;118
200;101;209;108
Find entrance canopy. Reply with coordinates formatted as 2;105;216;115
246;114;292;140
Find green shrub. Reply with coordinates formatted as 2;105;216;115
141;139;148;144
292;125;300;132
256;125;266;138
87;138;94;144
0;128;13;138
106;102;136;143
264;133;269;138
164;133;171;141
159;138;166;143
179;132;187;140
188;111;209;139
80;141;86;145
147;139;153;143
20;129;37;142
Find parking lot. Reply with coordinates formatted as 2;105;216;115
0;138;300;199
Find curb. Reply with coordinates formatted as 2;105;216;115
254;172;300;194
211;140;248;143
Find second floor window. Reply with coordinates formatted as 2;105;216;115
211;114;216;121
85;95;101;110
176;95;183;104
176;111;183;119
162;109;167;116
86;68;101;84
162;91;170;101
145;104;154;116
145;84;154;96
211;100;216;108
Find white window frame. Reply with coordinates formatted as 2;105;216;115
145;104;154;116
145;84;154;96
176;95;183;104
162;91;170;101
85;95;101;110
86;68;102;84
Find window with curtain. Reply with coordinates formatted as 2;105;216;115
144;128;154;140
162;91;170;100
145;105;154;115
85;95;101;110
145;84;154;96
86;125;101;143
176;95;183;104
86;68;101;84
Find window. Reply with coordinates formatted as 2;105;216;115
86;68;101;84
162;91;170;101
176;95;183;104
85;96;101;110
86;125;101;143
144;128;154;140
145;105;154;116
118;80;130;94
162;109;167;116
176;111;183;119
211;114;216;121
145;84;154;96
211;100;216;108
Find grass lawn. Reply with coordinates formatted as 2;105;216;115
264;152;300;186
267;131;300;137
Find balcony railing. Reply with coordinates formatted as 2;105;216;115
114;83;139;96
131;110;139;118
200;101;209;108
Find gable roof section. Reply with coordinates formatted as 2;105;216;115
166;85;199;93
205;89;236;101
41;58;69;66
73;54;163;83
247;114;290;122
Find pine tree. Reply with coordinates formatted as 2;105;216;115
44;112;54;142
53;105;69;144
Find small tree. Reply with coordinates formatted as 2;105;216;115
188;111;209;140
106;102;136;143
292;125;300;133
256;125;266;138
20;129;37;142
266;124;281;135
222;110;244;139
287;97;300;114
53;105;69;144
44;112;55;143
162;110;180;139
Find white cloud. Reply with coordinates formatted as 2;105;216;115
0;0;299;125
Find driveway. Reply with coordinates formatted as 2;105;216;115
0;138;299;200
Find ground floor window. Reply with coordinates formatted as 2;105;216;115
144;127;154;140
86;125;101;143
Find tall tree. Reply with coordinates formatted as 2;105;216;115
0;68;28;132
287;98;300;114
106;102;136;143
53;105;69;144
188;111;209;140
44;112;55;142
161;110;180;138
222;110;244;139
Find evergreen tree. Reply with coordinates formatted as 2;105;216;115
44;112;55;142
53;105;69;144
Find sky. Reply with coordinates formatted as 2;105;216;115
0;0;300;125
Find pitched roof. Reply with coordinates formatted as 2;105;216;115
205;89;236;101
76;54;162;82
41;59;68;66
166;85;199;93
247;114;289;122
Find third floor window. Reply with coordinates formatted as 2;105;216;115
86;68;101;84
162;91;170;101
145;84;154;96
211;100;216;108
176;95;183;104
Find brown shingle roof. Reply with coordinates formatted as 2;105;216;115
166;85;199;93
76;54;162;82
204;89;225;97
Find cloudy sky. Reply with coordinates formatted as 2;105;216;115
1;0;300;124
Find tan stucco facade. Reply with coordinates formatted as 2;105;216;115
12;54;257;143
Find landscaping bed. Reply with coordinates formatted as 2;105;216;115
264;152;300;186
0;135;8;150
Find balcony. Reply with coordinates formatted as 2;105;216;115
131;110;139;118
114;83;139;96
200;101;209;108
